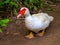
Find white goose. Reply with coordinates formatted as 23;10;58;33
17;7;54;39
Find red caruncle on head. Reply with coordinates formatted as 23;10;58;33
18;8;26;15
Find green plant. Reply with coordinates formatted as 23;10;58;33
0;28;2;33
16;0;44;10
24;0;44;10
0;18;10;33
17;0;53;11
0;0;19;15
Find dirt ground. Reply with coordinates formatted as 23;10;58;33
0;5;60;45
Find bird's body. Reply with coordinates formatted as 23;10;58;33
25;13;53;33
17;7;54;39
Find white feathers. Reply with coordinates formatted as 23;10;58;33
21;7;54;33
25;13;54;33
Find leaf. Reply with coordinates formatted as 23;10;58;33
10;1;18;8
24;1;28;5
13;8;18;15
3;0;10;4
46;7;53;11
0;2;4;7
30;6;33;9
30;0;37;3
40;0;44;9
0;19;10;26
40;3;43;9
0;28;2;33
0;0;10;5
0;19;10;24
1;24;7;26
34;6;37;10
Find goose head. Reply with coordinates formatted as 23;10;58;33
17;7;30;18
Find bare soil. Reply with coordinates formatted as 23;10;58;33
0;5;60;45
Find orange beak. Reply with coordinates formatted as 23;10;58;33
17;14;21;18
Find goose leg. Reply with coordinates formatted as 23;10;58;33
25;32;34;39
37;29;45;37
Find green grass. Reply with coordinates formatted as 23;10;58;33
0;18;10;33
